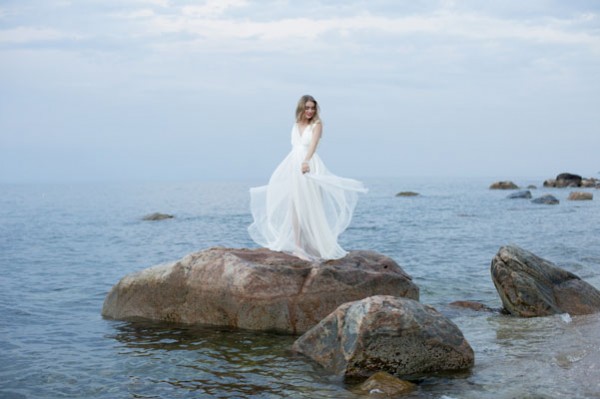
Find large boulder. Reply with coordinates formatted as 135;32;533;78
291;296;474;379
491;245;600;317
102;247;419;334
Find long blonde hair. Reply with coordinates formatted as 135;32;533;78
295;94;321;124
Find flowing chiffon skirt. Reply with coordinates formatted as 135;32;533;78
248;124;367;261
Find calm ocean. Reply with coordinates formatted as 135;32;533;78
1;177;599;398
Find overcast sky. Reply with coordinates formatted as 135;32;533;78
1;0;599;183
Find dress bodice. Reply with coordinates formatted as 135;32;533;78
291;123;313;148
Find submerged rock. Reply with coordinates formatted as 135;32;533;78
507;190;532;199
531;195;559;205
292;295;474;378
142;212;174;221
568;192;593;201
491;245;600;317
449;300;494;312
102;247;419;334
351;371;416;396
490;181;519;190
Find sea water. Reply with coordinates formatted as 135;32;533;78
1;177;599;398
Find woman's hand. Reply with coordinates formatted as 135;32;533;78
302;161;310;174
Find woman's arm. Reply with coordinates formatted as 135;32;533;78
302;123;322;174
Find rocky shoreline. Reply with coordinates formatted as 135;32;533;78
102;243;600;389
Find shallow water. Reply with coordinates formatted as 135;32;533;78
1;178;599;398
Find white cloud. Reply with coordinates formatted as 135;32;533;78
130;9;600;52
131;0;170;7
182;0;248;18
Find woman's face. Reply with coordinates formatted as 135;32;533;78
303;101;316;121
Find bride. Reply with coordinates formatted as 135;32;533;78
248;95;367;261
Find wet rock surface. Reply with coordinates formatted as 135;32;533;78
491;245;600;317
102;247;419;334
292;295;474;378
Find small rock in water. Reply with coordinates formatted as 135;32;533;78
396;191;419;197
352;371;416;396
449;300;494;312
490;181;519;190
507;190;532;199
531;195;559;205
142;212;175;221
568;192;593;201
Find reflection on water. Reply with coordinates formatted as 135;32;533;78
107;321;360;399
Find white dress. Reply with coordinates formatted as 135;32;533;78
248;123;368;260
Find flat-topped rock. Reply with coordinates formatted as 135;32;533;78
102;247;419;334
491;245;600;317
142;212;174;221
568;192;593;201
395;191;419;197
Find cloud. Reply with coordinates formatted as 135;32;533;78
119;7;600;54
182;0;249;18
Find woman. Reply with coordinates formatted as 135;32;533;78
248;95;367;261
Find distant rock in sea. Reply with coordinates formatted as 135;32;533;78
543;172;599;188
531;194;559;205
491;245;600;317
507;190;532;199
142;212;174;221
395;191;419;197
568;192;593;201
102;247;419;334
490;181;519;190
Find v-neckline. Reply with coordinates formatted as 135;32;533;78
297;123;311;138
